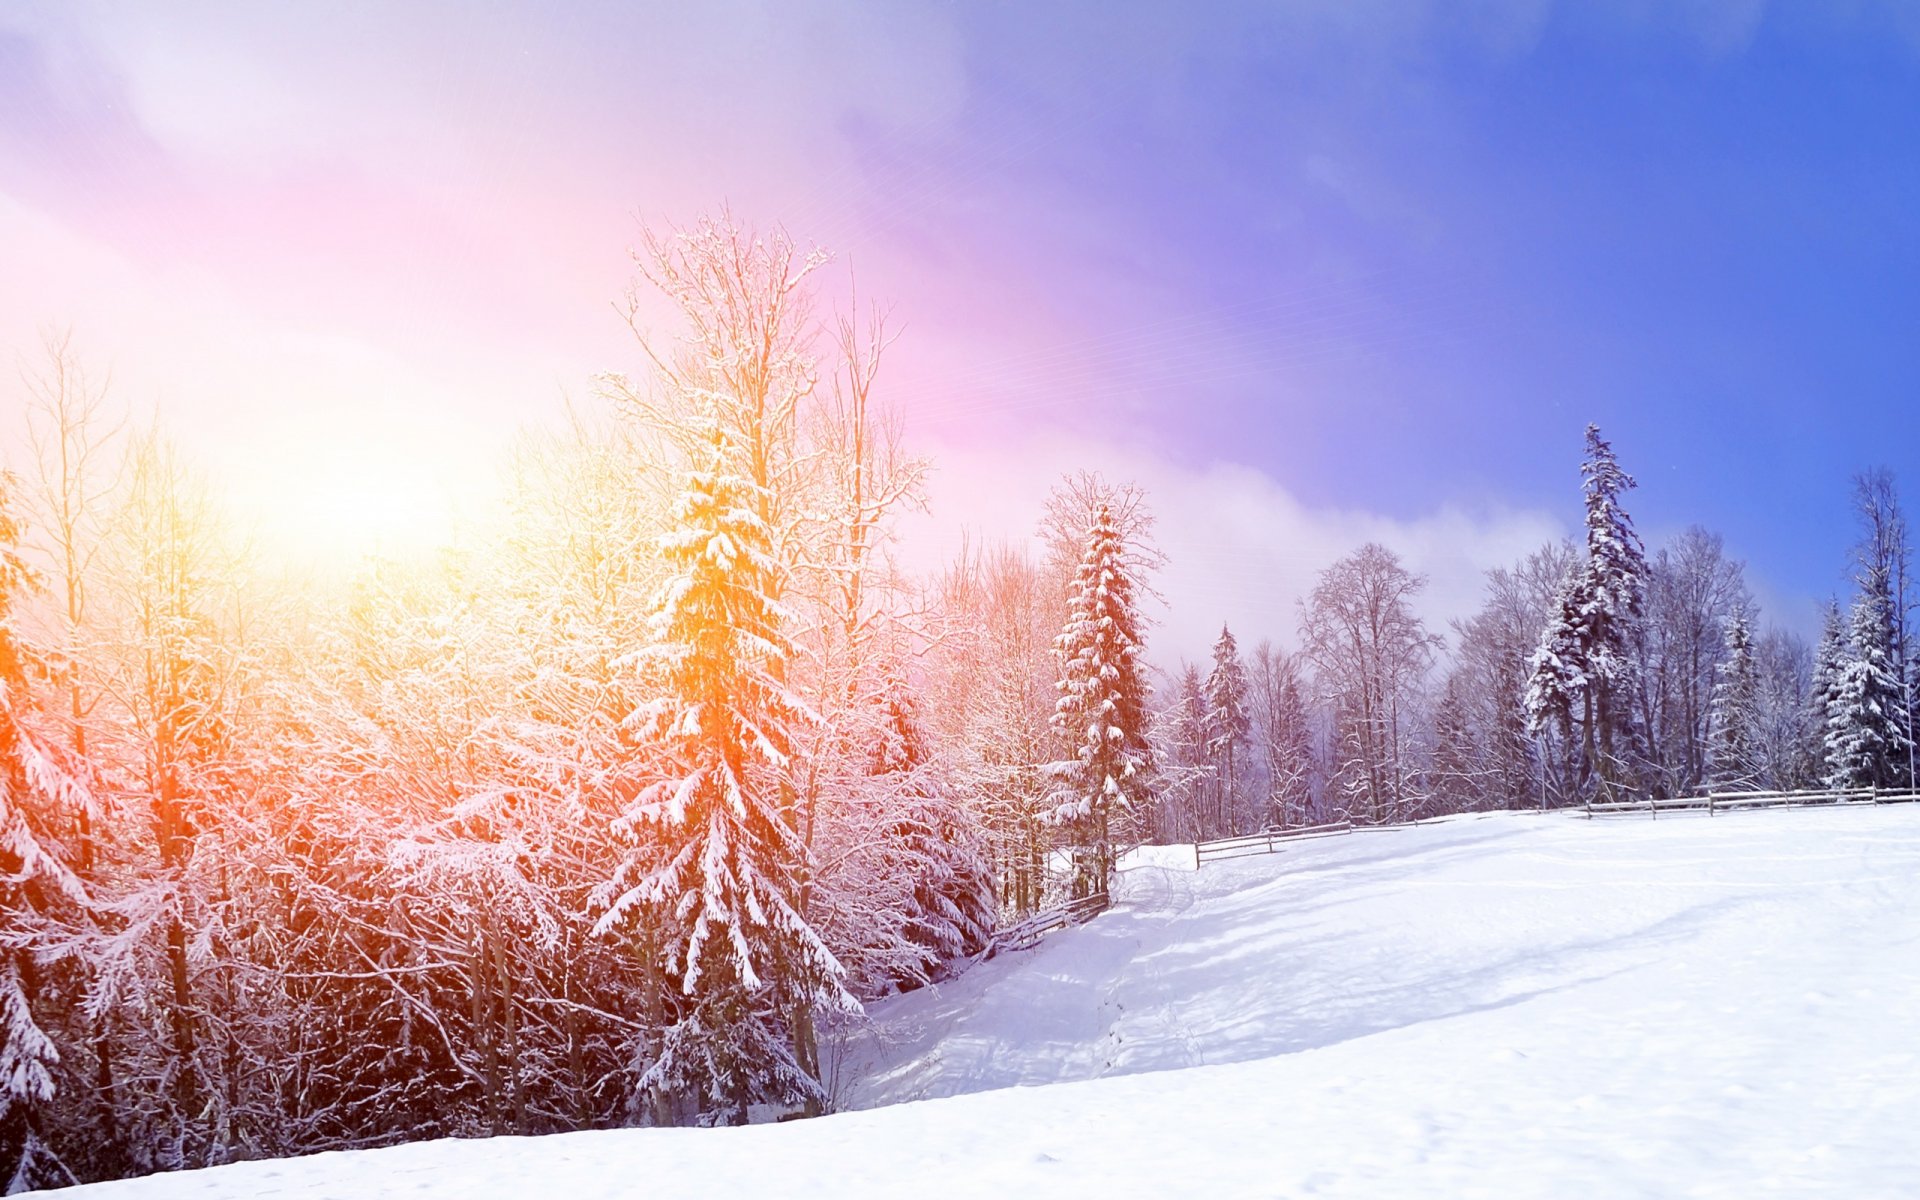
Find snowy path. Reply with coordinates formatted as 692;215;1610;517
65;808;1920;1198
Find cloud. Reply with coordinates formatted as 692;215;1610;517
901;432;1566;669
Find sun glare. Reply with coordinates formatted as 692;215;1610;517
227;444;467;572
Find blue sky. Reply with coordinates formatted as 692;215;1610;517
884;3;1920;611
2;1;1918;657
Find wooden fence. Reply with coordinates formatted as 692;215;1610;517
985;893;1110;958
1584;786;1920;818
997;791;1909;956
1192;819;1356;867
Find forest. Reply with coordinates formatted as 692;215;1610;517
1;213;1913;1190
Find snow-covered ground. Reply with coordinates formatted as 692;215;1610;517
63;808;1920;1198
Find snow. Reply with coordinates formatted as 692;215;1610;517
59;807;1920;1198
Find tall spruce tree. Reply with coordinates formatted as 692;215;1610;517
1708;606;1762;789
1575;424;1648;798
1825;577;1913;791
1526;425;1647;803
1809;602;1846;782
1204;625;1252;835
593;429;849;1125
1044;503;1154;904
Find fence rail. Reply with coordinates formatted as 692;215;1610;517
1193;820;1355;867
1585;786;1920;818
1009;791;1916;954
986;893;1109;957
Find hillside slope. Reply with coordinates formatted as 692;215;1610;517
64;808;1920;1198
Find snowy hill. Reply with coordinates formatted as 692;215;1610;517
63;808;1920;1198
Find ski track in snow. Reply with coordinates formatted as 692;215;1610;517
61;808;1920;1198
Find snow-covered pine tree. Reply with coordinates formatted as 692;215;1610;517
1163;663;1211;842
1809;602;1845;781
1525;563;1587;741
0;473;91;1192
1708;606;1762;790
1204;625;1252;835
1044;503;1154;905
1527;426;1647;804
866;676;995;989
593;428;850;1126
1575;424;1648;799
1825;577;1913;792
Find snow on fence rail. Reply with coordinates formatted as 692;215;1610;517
1584;786;1920;818
1193;820;1355;868
986;893;1109;957
1005;792;1888;951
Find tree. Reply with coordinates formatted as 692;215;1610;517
1248;642;1313;827
1752;627;1817;790
17;330;122;1176
101;430;240;1171
1430;669;1482;812
1708;606;1762;790
592;429;850;1125
0;473;93;1192
863;677;994;990
1809;602;1846;783
1203;625;1252;836
1039;472;1163;593
1635;528;1750;796
1526;563;1587;739
1527;425;1647;803
1301;544;1439;824
1149;661;1212;844
1825;580;1912;791
1044;502;1155;905
927;542;1055;916
1461;543;1573;809
1850;470;1914;787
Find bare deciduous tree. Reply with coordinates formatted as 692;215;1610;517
1300;544;1440;825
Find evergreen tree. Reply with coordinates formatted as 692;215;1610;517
1432;670;1483;812
1809;601;1846;782
1708;606;1762;789
1260;657;1315;828
1825;579;1913;791
1044;503;1155;904
593;430;849;1125
0;475;91;1192
866;677;995;989
1204;625;1252;835
1575;424;1648;798
1168;663;1211;841
1525;564;1587;740
1526;425;1647;802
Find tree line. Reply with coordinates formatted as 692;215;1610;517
0;211;1906;1187
1152;426;1915;839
